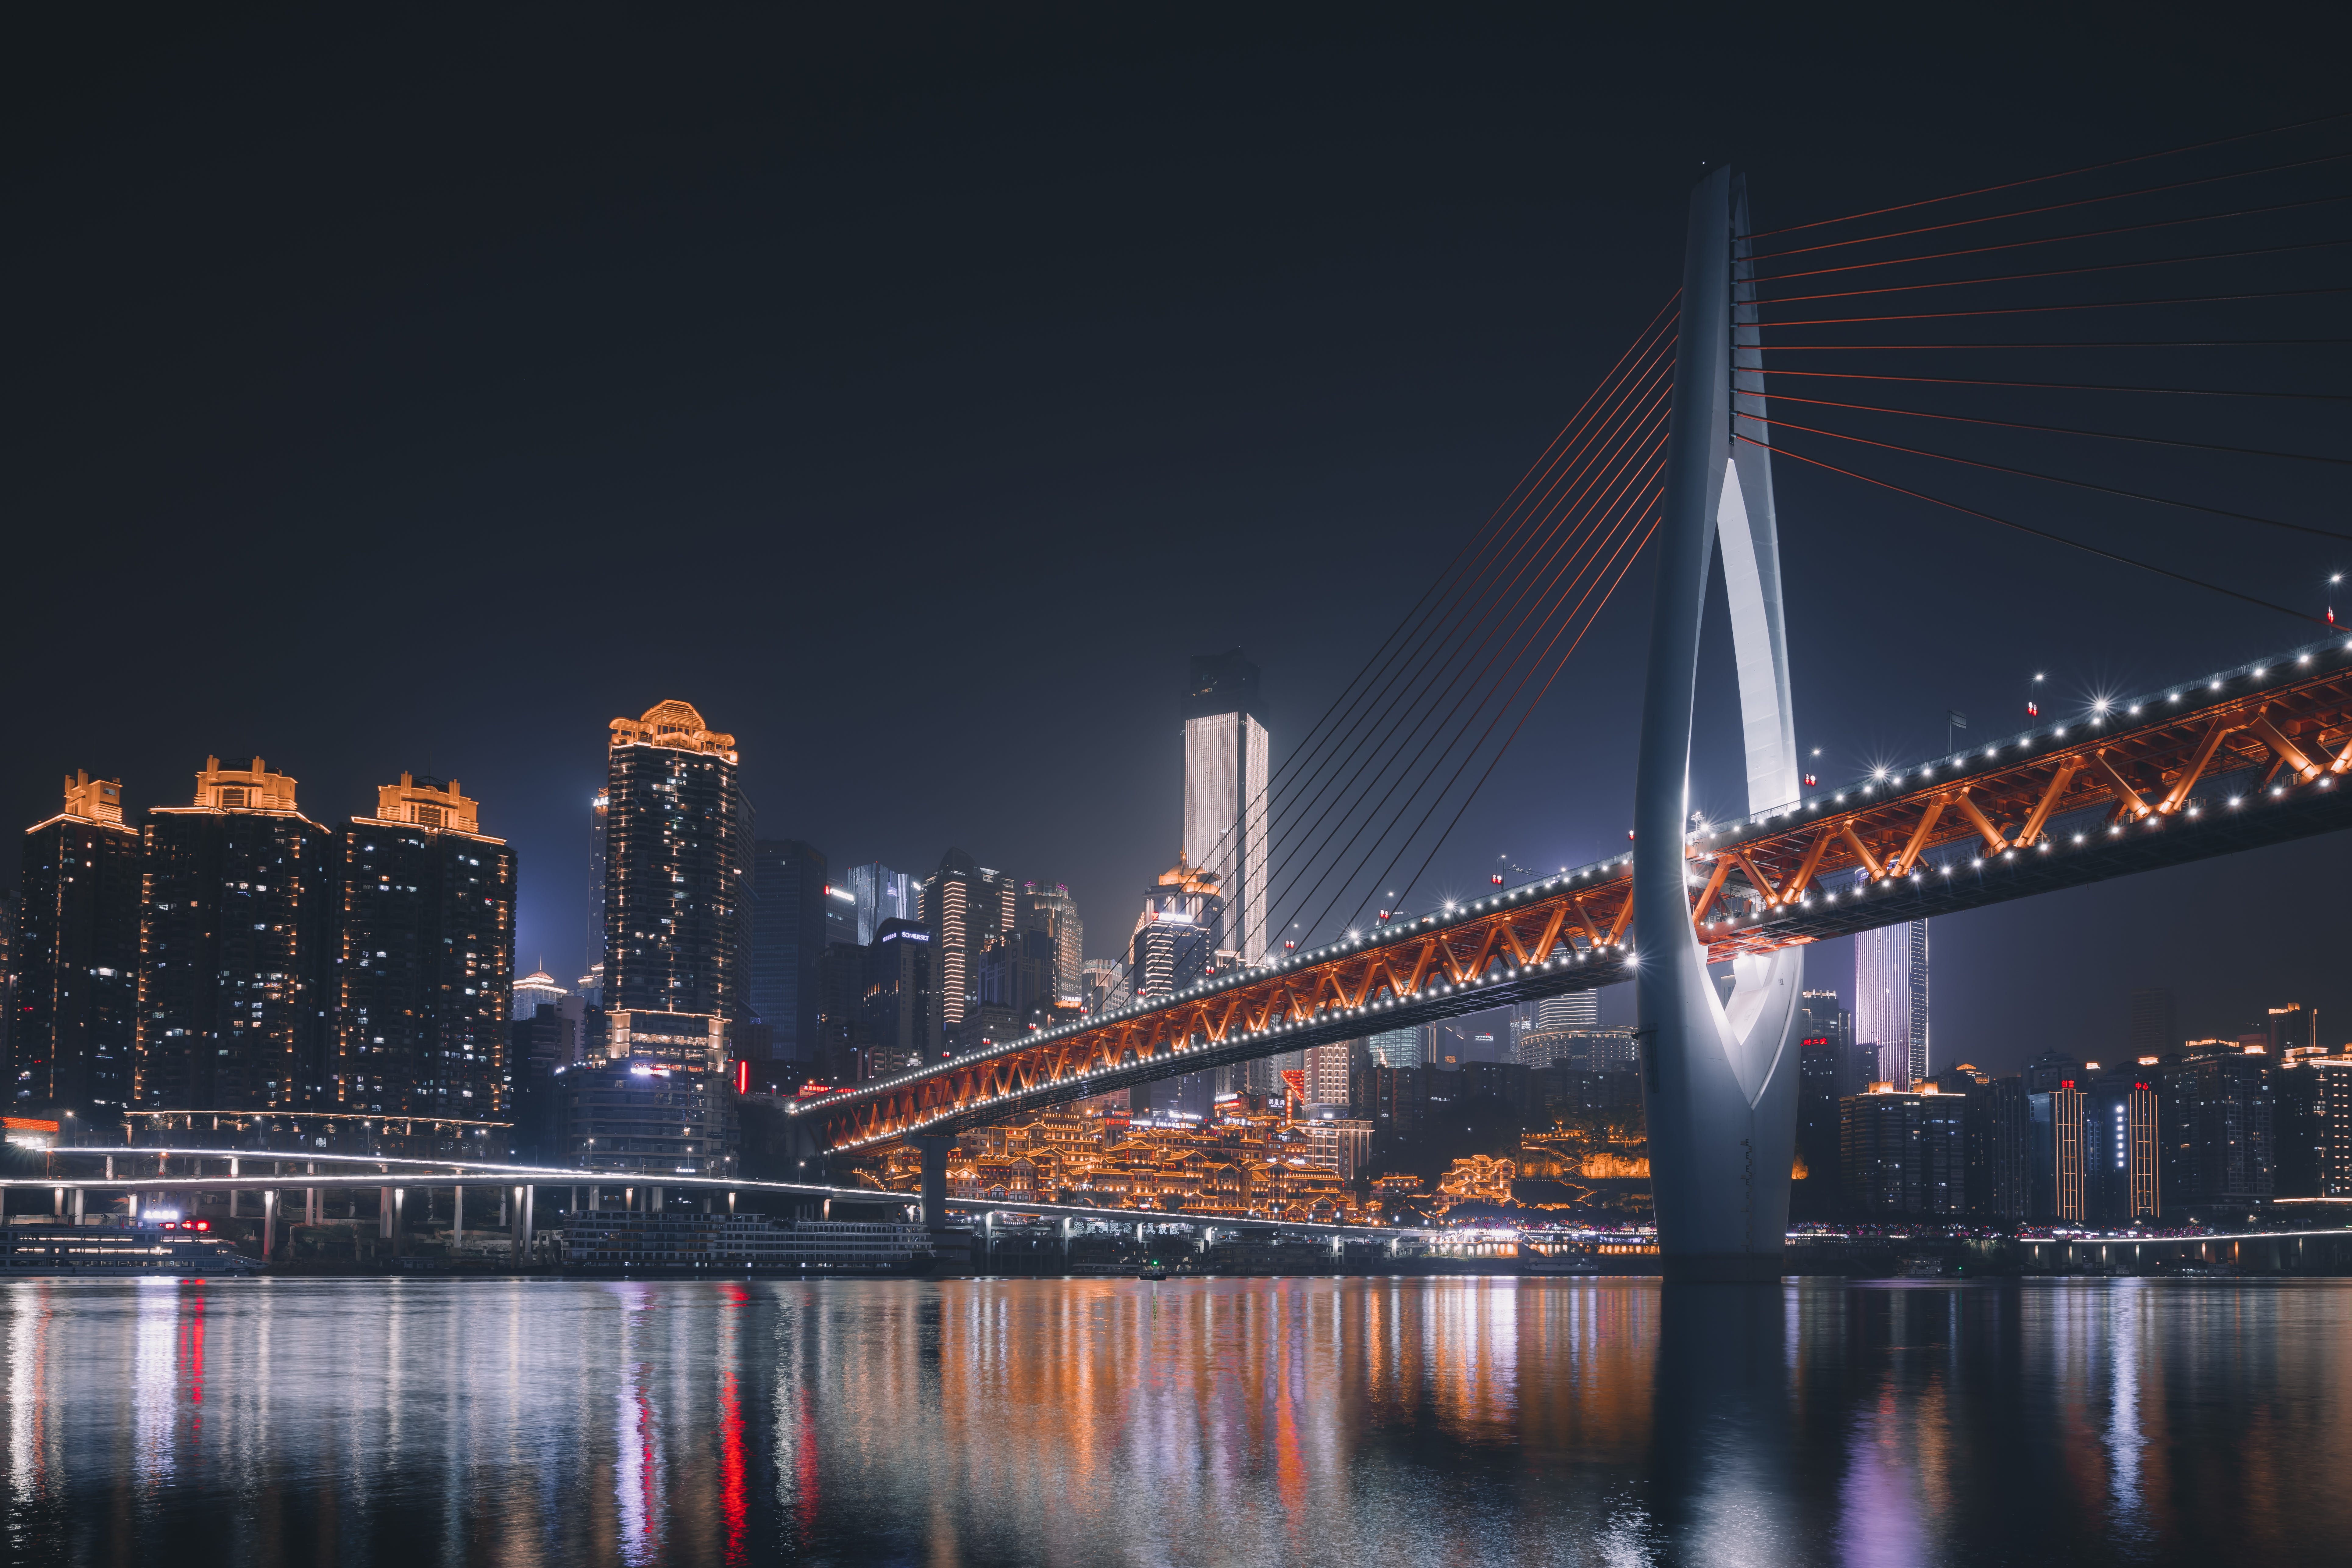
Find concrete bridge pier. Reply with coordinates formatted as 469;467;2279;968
1635;165;1804;1284
916;1136;953;1237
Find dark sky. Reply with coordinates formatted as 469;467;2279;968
8;6;2350;1073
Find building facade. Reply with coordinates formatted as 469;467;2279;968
1854;919;1929;1087
13;772;142;1122
921;849;1012;1038
1182;650;1269;963
749;838;827;1065
1839;1083;1967;1218
603;700;748;1041
333;775;515;1120
863;917;939;1076
2158;1044;2274;1211
137;758;336;1112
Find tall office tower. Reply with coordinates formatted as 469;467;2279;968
1855;919;1929;1087
514;967;569;1019
2086;1072;2161;1224
825;881;858;946
1130;858;1225;1001
1182;650;1269;962
922;849;1012;1035
333;775;516;1119
585;790;608;980
2265;1003;2314;1056
1019;881;1084;1007
1367;1026;1421;1069
749;839;827;1066
1536;992;1600;1031
812;938;867;1083
2129;987;2178;1060
1304;1037;1361;1108
2158;1043;2275;1211
13;772;142;1122
603;702;746;1074
863;917;939;1075
844;862;914;947
2029;1079;2088;1223
1798;988;1850;1052
1080;957;1125;1017
137;758;335;1111
1795;1036;1846;1215
1839;1084;1966;1218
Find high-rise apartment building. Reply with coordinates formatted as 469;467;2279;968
1182;650;1269;962
514;967;569;1019
2159;1044;2274;1210
602;701;748;1064
1855;919;1929;1087
333;775;515;1119
843;862;915;947
1839;1083;1966;1218
2264;1003;2314;1057
1932;1065;2031;1222
2279;1054;2352;1198
137;758;336;1111
13;772;142;1121
750;839;827;1065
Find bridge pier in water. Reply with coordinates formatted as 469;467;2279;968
1635;166;1804;1283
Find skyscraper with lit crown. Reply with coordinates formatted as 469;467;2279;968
137;757;336;1110
600;701;748;1071
333;773;515;1119
14;771;142;1122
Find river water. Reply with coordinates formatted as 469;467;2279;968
0;1274;2343;1566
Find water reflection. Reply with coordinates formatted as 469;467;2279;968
1;1276;2348;1565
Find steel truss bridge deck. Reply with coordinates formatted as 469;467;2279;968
796;636;2352;1152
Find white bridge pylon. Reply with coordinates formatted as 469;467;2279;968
1632;167;1806;1281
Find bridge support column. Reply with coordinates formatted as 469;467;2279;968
453;1183;463;1252
380;1188;395;1243
1634;166;1804;1284
70;1188;84;1225
916;1136;953;1237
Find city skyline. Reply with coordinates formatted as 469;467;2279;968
10;12;2352;1086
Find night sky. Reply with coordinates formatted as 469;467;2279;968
9;7;2350;1073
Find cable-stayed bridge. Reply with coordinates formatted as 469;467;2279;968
794;127;2352;1277
796;635;2352;1154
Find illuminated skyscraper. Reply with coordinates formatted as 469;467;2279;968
1183;650;1269;962
1019;881;1084;1008
13;771;142;1122
2086;1072;2161;1224
333;774;516;1119
586;789;608;979
922;850;1012;1036
1536;993;1599;1031
602;701;747;1071
1855;918;1929;1087
843;862;914;946
137;758;336;1110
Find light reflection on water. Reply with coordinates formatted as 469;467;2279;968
0;1275;2346;1566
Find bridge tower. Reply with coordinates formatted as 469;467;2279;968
1633;167;1805;1281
